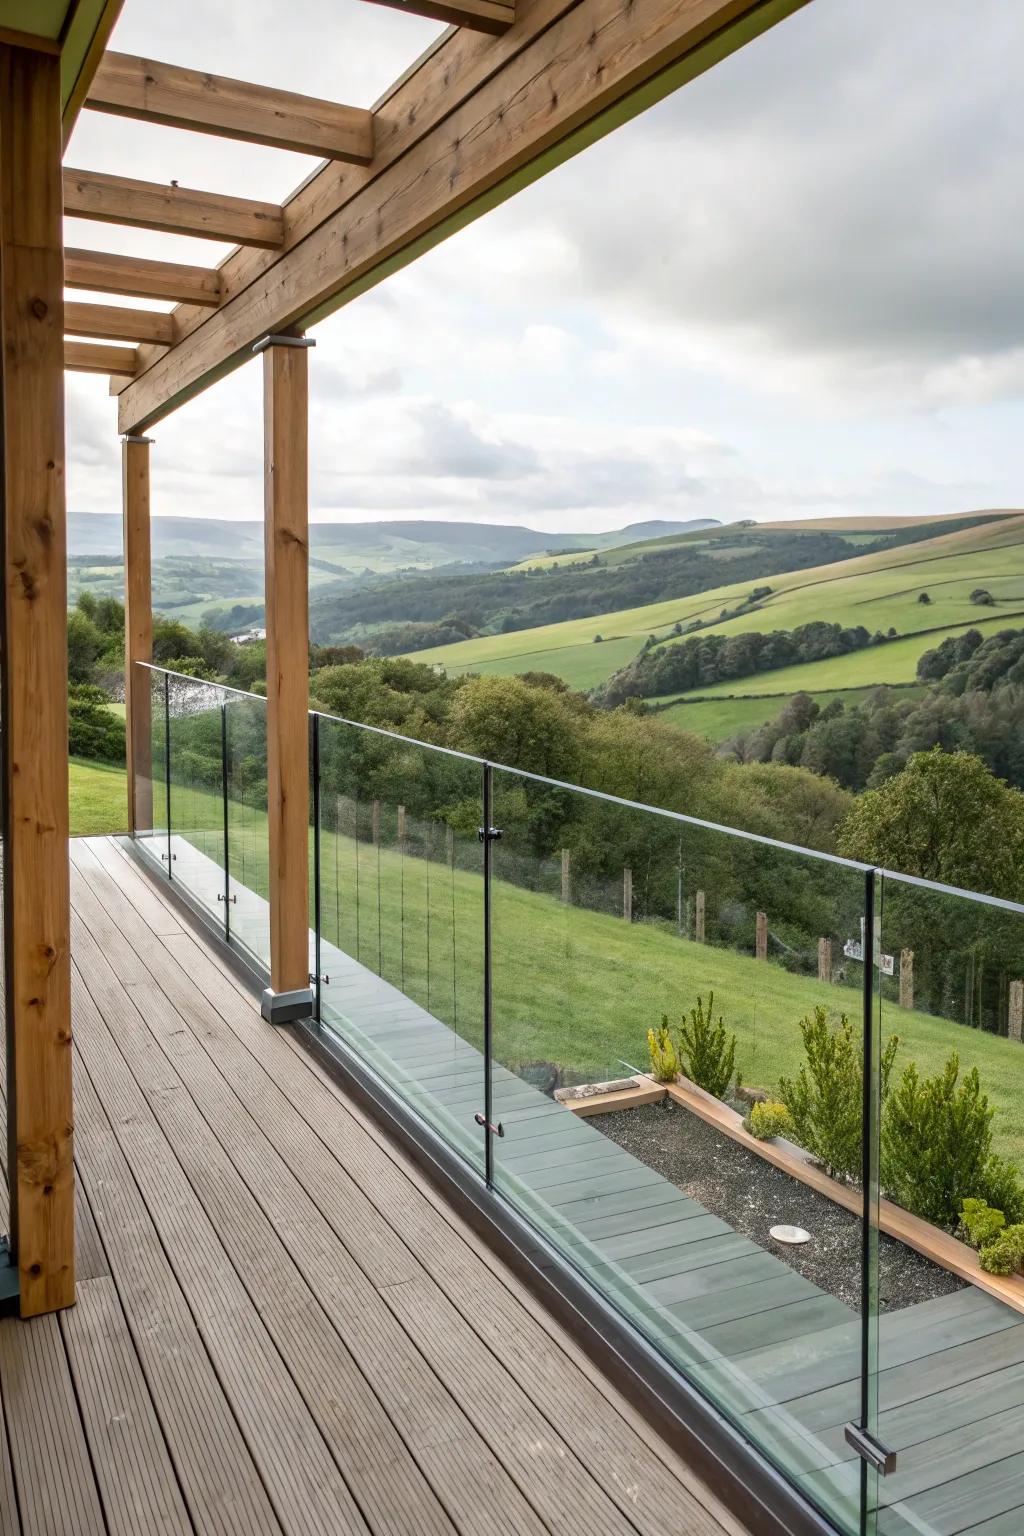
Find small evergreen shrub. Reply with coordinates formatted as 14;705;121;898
958;1198;1006;1250
748;1101;794;1141
646;1021;679;1084
778;1008;898;1183
980;1223;1024;1276
881;1054;1024;1231
677;992;737;1100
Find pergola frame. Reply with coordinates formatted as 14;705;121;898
0;0;808;1315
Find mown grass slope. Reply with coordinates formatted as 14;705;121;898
411;513;1024;697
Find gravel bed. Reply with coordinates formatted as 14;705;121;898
595;1100;964;1313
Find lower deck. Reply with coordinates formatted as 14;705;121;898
0;836;744;1536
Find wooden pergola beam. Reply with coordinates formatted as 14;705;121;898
64;338;139;375
63;167;285;248
65;300;173;346
360;0;515;35
66;247;221;306
86;52;375;163
0;40;76;1317
117;0;807;433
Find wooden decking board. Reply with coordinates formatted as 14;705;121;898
68;1016;285;1536
69;956;375;1536
666;1271;823;1333
0;1314;106;1536
59;1276;193;1536
0;1382;20;1536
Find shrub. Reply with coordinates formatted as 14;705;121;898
980;1224;1024;1276
882;1054;1024;1231
778;1008;898;1183
646;1021;679;1084
958;1198;1006;1250
677;993;736;1099
748;1101;794;1141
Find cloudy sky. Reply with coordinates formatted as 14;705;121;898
64;0;1024;533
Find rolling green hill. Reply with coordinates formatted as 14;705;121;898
410;513;1024;706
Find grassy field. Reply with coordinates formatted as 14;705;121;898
411;514;1024;700
654;686;926;742
160;767;1024;1175
69;758;128;837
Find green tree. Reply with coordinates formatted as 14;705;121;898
837;749;1024;899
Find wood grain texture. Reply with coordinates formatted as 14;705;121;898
64;166;284;248
262;343;311;994
116;0;805;430
361;0;515;34
65;301;173;345
122;437;153;837
0;42;75;1316
64;338;138;374
66;246;221;305
87;52;374;161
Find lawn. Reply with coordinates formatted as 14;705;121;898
69;757;128;837
162;769;1024;1175
654;687;922;742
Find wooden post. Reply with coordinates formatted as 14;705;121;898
818;937;832;983
561;848;571;904
446;823;454;864
756;910;768;962
623;867;632;922
372;798;381;845
0;42;75;1314
900;949;914;1012
397;804;406;844
1009;980;1023;1043
259;333;315;1023
123;434;154;836
695;890;706;943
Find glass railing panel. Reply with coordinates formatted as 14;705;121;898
489;769;869;1536
868;872;1024;1536
225;691;271;970
134;664;170;872
166;673;227;933
315;715;486;1174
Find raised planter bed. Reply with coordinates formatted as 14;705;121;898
559;1072;1024;1315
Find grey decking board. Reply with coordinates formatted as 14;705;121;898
0;1314;106;1536
59;1276;194;1536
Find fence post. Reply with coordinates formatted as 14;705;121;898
695;890;705;943
1009;980;1024;1043
397;804;406;844
561;848;571;903
756;910;768;962
818;937;832;983
372;798;381;845
900;948;914;1011
623;867;633;922
446;824;454;864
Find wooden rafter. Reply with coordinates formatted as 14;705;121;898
360;0;515;35
64;167;285;248
65;300;173;345
66;247;221;305
117;0;807;431
64;338;139;374
86;52;375;162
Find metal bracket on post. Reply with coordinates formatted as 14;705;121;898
261;987;315;1026
121;434;154;445
474;1112;504;1138
252;333;317;354
478;826;503;843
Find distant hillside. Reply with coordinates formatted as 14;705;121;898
68;512;720;572
404;511;1024;693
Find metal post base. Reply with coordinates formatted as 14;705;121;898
261;986;315;1025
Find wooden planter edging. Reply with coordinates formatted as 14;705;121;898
564;1074;1024;1316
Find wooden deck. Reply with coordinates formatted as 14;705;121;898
0;836;750;1536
